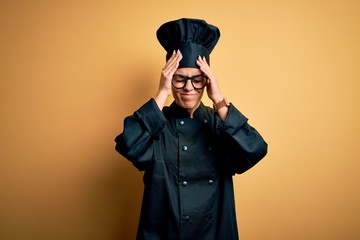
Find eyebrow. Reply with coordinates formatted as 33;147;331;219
173;74;203;77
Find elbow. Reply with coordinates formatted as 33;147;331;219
258;141;268;160
253;140;268;163
114;134;152;171
114;134;128;156
246;139;268;163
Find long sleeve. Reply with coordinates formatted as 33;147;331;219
114;100;267;239
215;104;268;174
115;98;167;171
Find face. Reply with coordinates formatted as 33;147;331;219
172;67;205;116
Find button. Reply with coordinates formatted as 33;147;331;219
207;214;212;220
185;216;190;222
182;146;188;151
208;179;214;185
208;146;212;151
203;119;208;123
180;120;185;125
182;181;188;186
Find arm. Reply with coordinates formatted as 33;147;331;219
115;51;182;170
216;104;268;174
115;99;167;171
196;56;228;121
196;56;267;173
154;50;182;110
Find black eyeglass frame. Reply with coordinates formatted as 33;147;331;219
172;74;209;90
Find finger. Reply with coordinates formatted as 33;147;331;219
196;56;208;70
162;50;177;70
164;51;181;74
197;58;210;75
163;50;182;74
163;50;180;70
167;56;182;77
197;56;217;83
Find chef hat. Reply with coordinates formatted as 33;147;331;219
156;18;220;68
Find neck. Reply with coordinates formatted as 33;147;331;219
187;101;201;118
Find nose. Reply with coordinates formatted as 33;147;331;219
183;79;194;91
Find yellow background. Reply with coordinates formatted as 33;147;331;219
1;0;359;239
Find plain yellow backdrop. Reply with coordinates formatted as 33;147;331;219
1;0;359;239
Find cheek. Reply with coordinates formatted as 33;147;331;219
171;88;181;99
198;90;205;100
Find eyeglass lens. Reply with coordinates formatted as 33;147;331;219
172;75;207;89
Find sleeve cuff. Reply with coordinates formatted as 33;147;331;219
216;103;248;131
134;98;167;137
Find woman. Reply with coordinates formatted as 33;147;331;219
115;18;267;240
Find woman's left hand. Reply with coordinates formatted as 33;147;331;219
196;56;223;104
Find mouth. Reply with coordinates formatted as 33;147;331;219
180;93;197;99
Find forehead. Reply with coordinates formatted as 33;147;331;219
175;67;202;76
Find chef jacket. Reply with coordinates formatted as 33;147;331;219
115;98;267;240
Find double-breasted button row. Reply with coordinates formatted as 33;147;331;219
183;214;212;222
182;145;212;151
179;119;208;125
180;180;214;186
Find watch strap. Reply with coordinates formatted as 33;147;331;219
214;98;229;111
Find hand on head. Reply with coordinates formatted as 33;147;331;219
157;50;223;108
159;50;183;96
196;56;223;103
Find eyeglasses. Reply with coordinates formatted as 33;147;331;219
172;74;208;90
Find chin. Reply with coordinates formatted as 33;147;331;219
178;100;199;110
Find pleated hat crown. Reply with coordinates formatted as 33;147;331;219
156;18;220;68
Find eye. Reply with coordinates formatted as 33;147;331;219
173;75;186;82
193;75;205;82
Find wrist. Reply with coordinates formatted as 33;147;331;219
156;88;171;98
213;97;230;112
154;90;170;110
211;95;223;105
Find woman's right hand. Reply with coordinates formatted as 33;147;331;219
158;50;182;96
154;50;182;109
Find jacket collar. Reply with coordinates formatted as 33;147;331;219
168;101;208;120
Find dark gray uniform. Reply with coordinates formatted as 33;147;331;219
115;99;267;240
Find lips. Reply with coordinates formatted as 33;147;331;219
181;93;196;99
